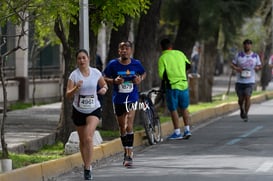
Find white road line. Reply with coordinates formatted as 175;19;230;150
256;161;273;172
226;126;263;145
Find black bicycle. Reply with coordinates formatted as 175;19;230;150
139;88;162;145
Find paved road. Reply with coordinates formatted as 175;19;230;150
57;99;273;181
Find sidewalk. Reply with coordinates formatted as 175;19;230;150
212;74;236;96
1;102;61;153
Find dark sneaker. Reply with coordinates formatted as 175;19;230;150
243;114;248;122
122;152;126;165
183;130;192;139
240;108;246;119
123;156;133;167
84;169;93;180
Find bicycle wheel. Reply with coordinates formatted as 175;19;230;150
143;99;162;145
152;115;162;143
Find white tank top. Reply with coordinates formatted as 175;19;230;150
69;67;102;114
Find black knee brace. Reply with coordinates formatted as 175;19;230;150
126;133;134;147
120;135;127;147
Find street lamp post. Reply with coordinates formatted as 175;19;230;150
271;0;273;53
79;0;89;52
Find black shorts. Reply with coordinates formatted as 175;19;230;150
113;103;136;117
235;83;254;97
72;106;101;126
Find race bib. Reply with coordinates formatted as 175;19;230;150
78;95;95;109
241;70;251;78
118;82;133;93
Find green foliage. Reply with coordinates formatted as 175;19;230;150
159;116;171;123
8;101;56;110
188;90;264;113
9;141;64;169
97;128;120;140
0;0;78;47
0;0;151;46
198;0;263;49
89;0;151;32
240;18;266;52
33;0;79;46
0;0;27;26
9;102;33;110
160;0;263;52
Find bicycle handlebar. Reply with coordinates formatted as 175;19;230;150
139;88;161;98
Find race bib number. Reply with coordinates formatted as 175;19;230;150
78;95;95;109
241;70;251;78
118;82;133;93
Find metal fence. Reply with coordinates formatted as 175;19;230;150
4;66;62;80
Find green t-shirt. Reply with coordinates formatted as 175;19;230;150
158;49;190;90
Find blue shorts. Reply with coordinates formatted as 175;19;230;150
235;83;254;97
166;89;189;111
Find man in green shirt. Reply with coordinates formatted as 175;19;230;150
158;38;192;140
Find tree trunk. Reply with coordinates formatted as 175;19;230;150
101;16;132;130
55;16;78;144
89;7;98;67
89;30;97;67
173;0;199;58
134;0;162;90
260;40;272;90
133;0;162;126
0;56;9;159
198;40;217;102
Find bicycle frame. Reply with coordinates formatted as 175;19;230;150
139;89;162;145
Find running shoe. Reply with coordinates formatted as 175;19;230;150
167;132;183;140
243;114;248;122
84;168;93;180
122;152;126;165
240;108;246;119
123;156;133;167
183;130;192;139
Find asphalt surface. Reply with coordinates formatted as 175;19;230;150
57;99;273;181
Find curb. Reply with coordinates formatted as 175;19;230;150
1;91;273;181
8;133;57;154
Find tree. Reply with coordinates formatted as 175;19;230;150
0;0;29;158
257;0;273;90
197;0;263;101
197;0;263;102
174;0;200;58
133;0;162;125
134;0;162;90
101;16;132;130
100;0;163;129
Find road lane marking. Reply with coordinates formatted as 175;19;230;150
256;161;273;172
226;126;263;145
